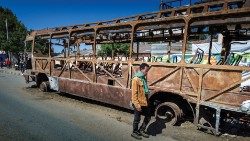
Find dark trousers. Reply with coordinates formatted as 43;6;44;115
20;63;25;73
132;104;151;133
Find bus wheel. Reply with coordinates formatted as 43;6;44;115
39;81;50;92
155;102;183;126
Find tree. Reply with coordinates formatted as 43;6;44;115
0;7;27;53
98;43;129;57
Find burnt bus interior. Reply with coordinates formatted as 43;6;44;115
24;0;250;135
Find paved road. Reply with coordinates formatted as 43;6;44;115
0;72;173;141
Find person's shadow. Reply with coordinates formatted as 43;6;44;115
147;118;166;136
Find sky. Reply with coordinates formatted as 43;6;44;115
0;0;198;30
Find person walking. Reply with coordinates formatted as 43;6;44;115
0;57;3;69
131;63;151;140
6;58;11;68
20;58;25;74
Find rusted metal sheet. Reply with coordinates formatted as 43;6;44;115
202;90;250;106
58;78;131;109
182;68;199;93
147;66;181;90
202;70;242;91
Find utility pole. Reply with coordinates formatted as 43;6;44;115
5;19;9;40
5;19;11;68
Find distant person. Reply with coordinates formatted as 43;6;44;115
0;57;3;68
5;58;11;68
131;63;151;140
20;59;25;74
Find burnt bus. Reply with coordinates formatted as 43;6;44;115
24;0;250;135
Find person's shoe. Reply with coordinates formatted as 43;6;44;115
131;132;142;140
140;130;149;138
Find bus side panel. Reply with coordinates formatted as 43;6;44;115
201;70;248;106
58;78;131;109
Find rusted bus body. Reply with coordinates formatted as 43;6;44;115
25;0;250;135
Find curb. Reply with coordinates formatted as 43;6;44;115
0;69;22;76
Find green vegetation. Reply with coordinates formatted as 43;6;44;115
33;37;50;56
0;7;27;53
98;43;129;57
